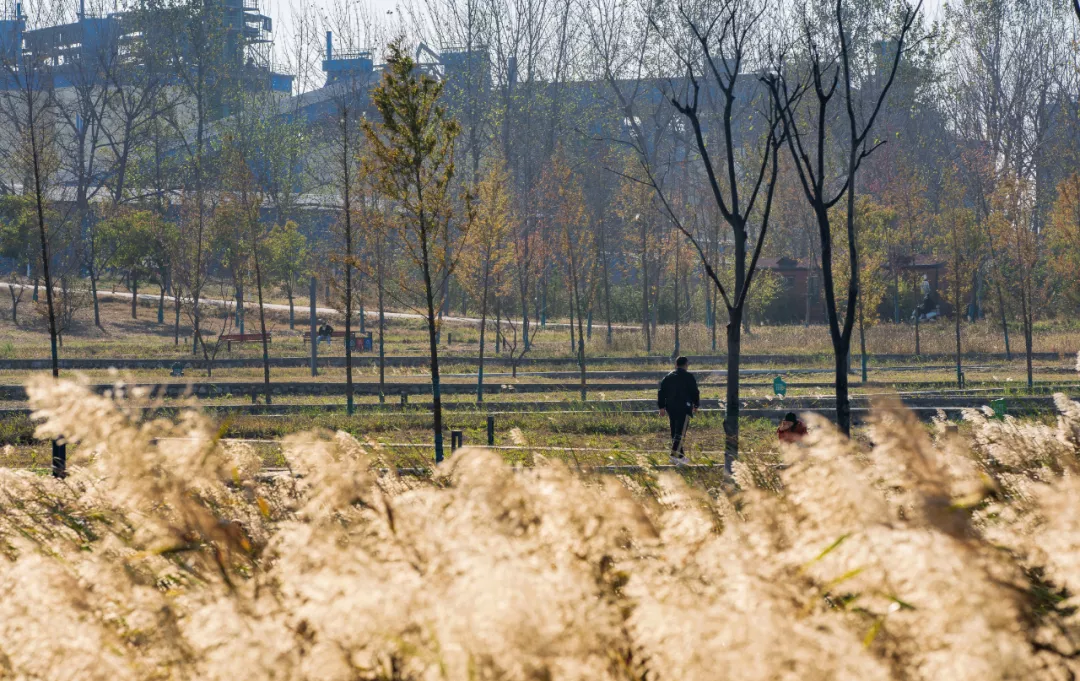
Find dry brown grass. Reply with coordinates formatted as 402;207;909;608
3;290;1077;361
1;375;1080;679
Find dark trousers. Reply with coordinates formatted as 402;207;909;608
668;411;690;455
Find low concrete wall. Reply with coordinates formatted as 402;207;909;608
0;351;1070;372
0;396;1063;422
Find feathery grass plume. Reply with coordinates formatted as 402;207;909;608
5;378;1080;679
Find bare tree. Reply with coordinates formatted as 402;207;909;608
620;0;783;471
946;0;1068;359
766;0;921;436
0;11;63;376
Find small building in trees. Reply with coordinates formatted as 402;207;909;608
757;255;950;324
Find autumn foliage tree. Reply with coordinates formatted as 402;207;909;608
543;151;595;401
460;158;514;403
989;176;1044;389
937;167;983;388
1048;174;1080;312
847;197;893;380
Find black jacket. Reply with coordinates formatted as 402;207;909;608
657;368;700;413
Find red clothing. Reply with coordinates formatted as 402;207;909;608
777;420;808;443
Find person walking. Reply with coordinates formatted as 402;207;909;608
658;356;700;465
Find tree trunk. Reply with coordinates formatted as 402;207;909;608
174;289;181;346
858;289;868;383
90;271;102;328
834;340;851;435
477;269;489;404
673;242;680;359
893;270;900;324
568;299;575;355
158;280;166;324
723;308;742;475
377;242;387;404
341;107;355;416
1021;293;1034;390
711;286;718;352
131;276;138;319
540;272;548;329
253;241;272;405
29;103;58;378
424;266;445;463
359;276;366;335
600;219;613;346
8;287;19;323
641;222;651;353
805;269;812;327
236;281;244;334
287;280;295;329
996;281;1011;360
955;266;963;389
577;307;587;402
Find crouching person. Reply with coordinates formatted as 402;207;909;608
777;412;808;443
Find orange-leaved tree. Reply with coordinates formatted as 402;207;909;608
1048;174;1080;313
459;157;514;403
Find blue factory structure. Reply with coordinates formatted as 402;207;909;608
0;0;294;95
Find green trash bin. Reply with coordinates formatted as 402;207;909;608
773;376;787;397
990;398;1007;420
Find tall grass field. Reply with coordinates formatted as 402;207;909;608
0;374;1078;679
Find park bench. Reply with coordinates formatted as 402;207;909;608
220;333;272;351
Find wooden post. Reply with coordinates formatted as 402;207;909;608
309;276;317;378
487;414;495;446
51;439;66;478
450;430;463;452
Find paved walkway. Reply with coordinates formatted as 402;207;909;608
5;283;638;331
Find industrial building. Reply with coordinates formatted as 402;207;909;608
0;0;293;97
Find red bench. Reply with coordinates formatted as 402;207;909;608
220;333;271;351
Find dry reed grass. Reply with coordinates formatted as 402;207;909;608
3;373;1080;679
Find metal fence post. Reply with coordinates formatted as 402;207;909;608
51;438;66;479
450;430;463;452
487;414;495;446
400;393;408;408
